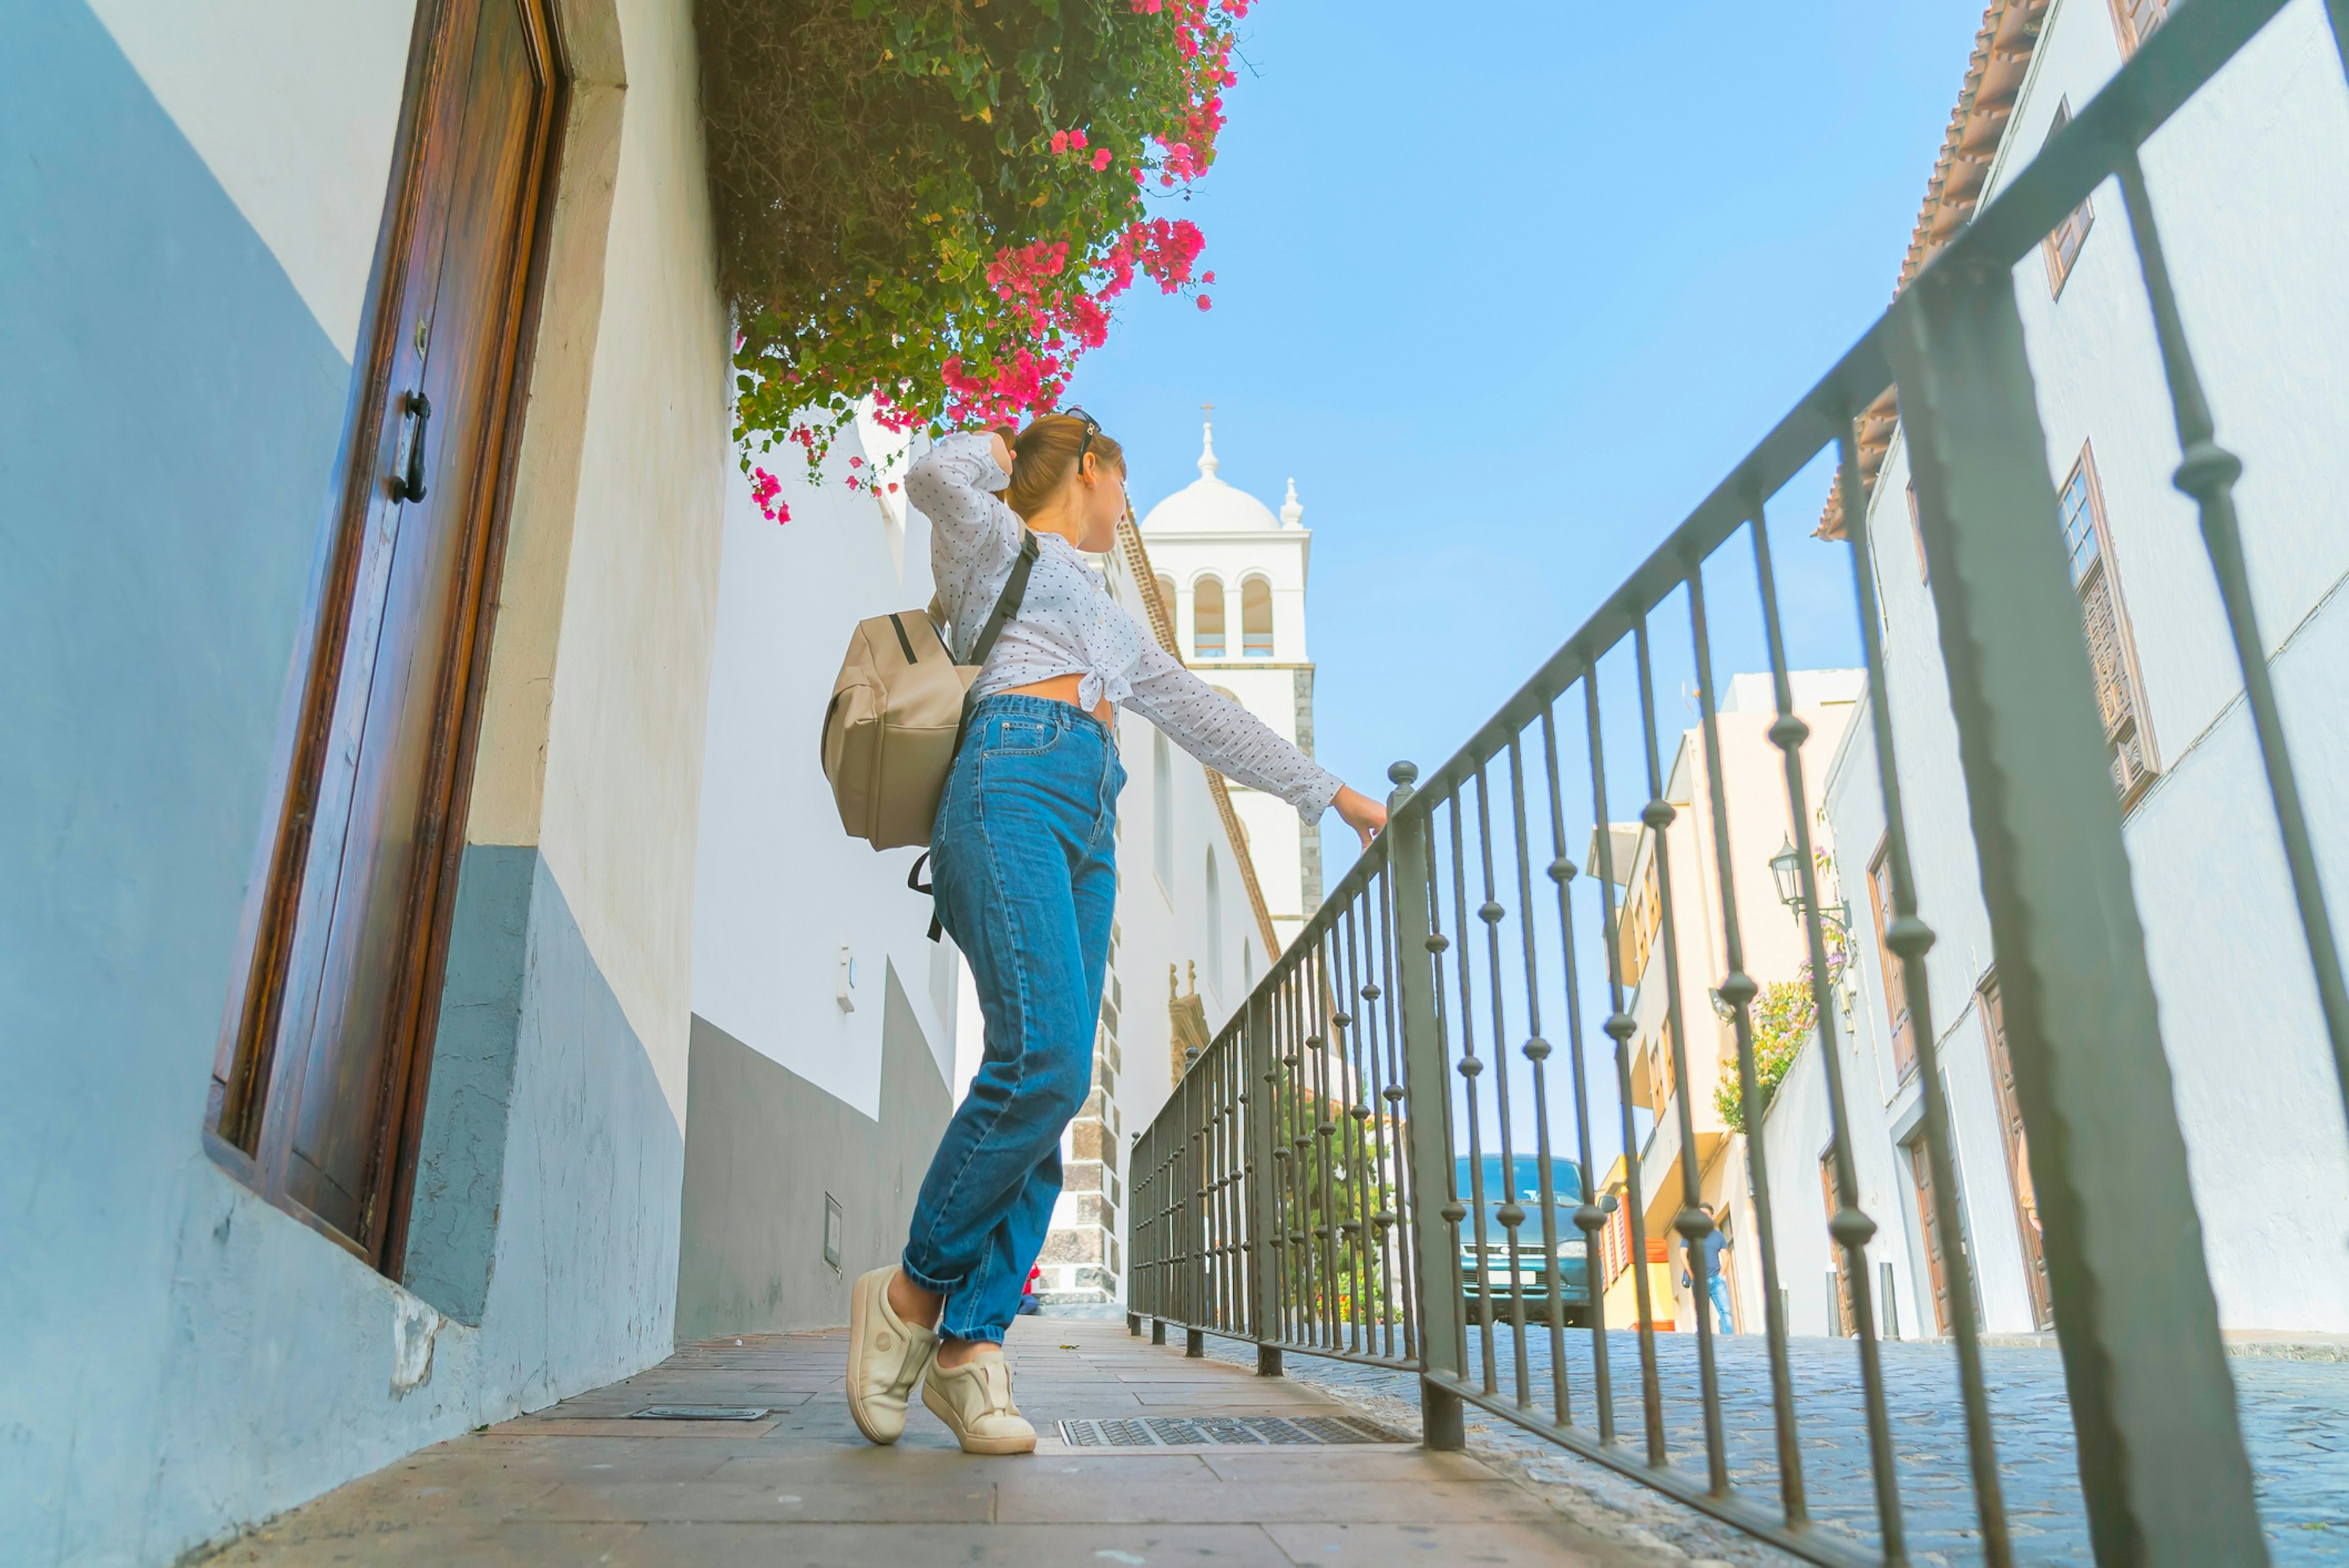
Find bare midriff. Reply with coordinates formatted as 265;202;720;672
1006;673;1113;727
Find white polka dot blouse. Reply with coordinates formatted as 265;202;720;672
911;432;1342;821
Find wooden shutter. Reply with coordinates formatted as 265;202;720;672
2041;102;2095;295
1868;839;1915;1078
1979;979;2055;1328
2107;0;2171;56
210;0;557;1269
2057;444;2157;802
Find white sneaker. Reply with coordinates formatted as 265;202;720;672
921;1348;1037;1455
846;1266;937;1445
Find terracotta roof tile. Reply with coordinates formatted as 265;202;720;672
1819;0;2050;539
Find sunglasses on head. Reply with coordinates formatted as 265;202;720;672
1063;405;1101;468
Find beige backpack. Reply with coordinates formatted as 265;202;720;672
820;531;1038;852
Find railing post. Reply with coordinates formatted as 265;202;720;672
1243;988;1283;1374
1887;264;2266;1567
1386;763;1466;1452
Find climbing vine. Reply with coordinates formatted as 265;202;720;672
696;0;1249;518
1714;929;1849;1134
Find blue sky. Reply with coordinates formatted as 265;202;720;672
1069;0;1991;819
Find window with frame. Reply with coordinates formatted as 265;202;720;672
1619;856;1662;984
1241;575;1274;657
2107;0;2170;56
2041;101;2094;296
2058;443;2158;802
1193;575;1226;659
1868;838;1917;1078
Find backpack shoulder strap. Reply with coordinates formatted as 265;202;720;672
962;530;1039;670
948;530;1041;772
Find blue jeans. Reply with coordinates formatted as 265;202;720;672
902;695;1124;1343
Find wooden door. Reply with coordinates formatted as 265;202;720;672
1819;1159;1855;1336
1905;1134;1953;1335
1980;980;2055;1328
210;0;556;1268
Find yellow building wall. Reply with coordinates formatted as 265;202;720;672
1601;1262;1679;1331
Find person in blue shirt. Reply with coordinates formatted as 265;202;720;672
1679;1208;1735;1335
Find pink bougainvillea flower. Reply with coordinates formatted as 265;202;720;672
735;0;1248;476
750;467;789;525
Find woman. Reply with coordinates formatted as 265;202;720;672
845;412;1389;1455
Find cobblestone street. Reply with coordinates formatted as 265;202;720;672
1194;1326;2349;1566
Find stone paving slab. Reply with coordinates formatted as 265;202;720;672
194;1317;1660;1567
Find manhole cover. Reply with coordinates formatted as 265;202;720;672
1058;1415;1401;1447
631;1406;771;1420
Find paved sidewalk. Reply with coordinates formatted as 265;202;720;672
196;1318;1660;1567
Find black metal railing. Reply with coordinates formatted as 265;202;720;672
1132;3;2349;1563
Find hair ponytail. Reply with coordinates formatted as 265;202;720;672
993;413;1125;520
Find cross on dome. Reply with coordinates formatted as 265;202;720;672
1198;407;1220;479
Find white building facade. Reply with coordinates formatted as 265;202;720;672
1767;0;2349;1341
1140;420;1324;950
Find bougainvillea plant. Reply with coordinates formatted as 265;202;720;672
697;0;1249;522
1713;928;1849;1134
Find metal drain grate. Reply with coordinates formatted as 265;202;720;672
1058;1415;1402;1448
630;1405;771;1420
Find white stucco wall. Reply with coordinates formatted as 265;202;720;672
689;431;961;1115
1835;0;2349;1331
4;3;739;1563
1145;523;1319;937
1811;693;2038;1337
1093;545;1275;1136
87;0;420;361
532;0;732;1129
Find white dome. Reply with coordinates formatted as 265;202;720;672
1140;418;1283;533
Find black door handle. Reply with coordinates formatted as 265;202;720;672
392;390;432;503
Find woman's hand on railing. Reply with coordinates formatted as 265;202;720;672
1333;785;1388;851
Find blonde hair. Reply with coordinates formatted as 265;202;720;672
995;413;1126;520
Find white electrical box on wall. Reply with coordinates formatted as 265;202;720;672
835;945;858;1013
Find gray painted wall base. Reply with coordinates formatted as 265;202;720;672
403;844;538;1323
676;969;951;1341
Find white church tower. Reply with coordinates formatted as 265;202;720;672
1139;414;1321;951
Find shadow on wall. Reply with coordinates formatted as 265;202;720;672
675;961;951;1338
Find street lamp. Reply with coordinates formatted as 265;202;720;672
1770;834;1852;938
